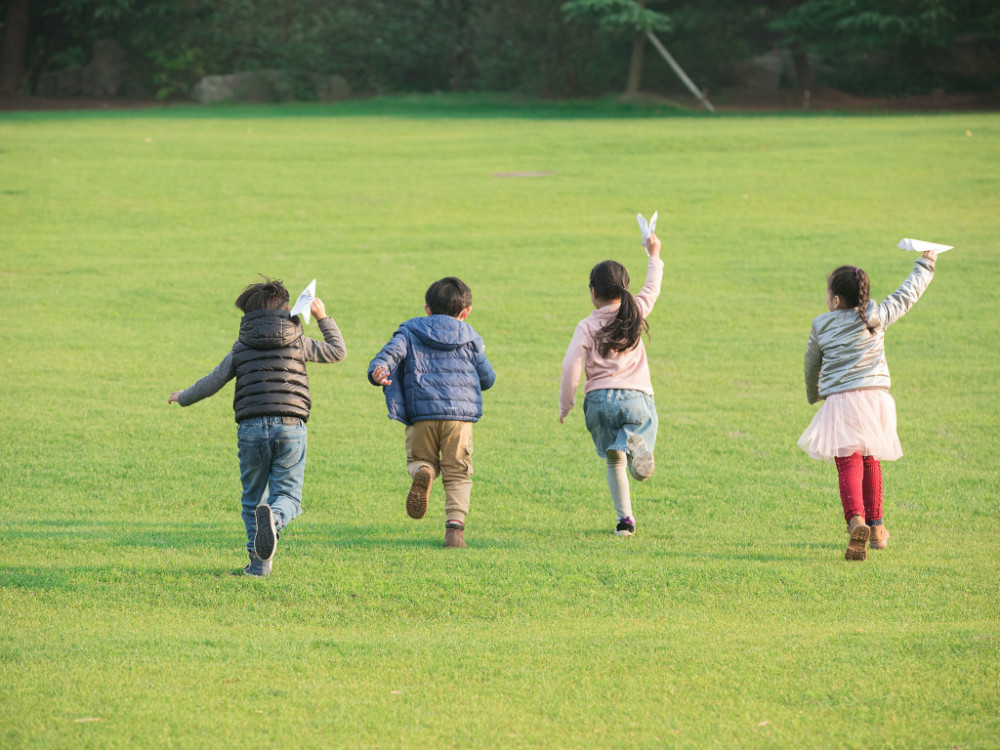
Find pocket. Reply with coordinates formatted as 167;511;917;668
237;439;264;469
274;436;306;469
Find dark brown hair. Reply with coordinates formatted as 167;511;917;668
235;276;290;313
425;277;472;317
590;260;649;356
828;265;876;334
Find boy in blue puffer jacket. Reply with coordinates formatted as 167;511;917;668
368;277;496;548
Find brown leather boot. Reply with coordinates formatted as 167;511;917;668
869;524;889;550
406;467;432;519
845;515;870;561
445;520;466;548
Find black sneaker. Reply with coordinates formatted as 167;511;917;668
615;516;636;536
254;504;278;562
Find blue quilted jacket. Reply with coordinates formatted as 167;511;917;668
368;315;496;425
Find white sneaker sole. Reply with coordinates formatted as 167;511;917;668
626;434;654;480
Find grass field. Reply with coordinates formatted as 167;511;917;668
1;98;998;748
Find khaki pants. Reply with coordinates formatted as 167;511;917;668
404;420;474;522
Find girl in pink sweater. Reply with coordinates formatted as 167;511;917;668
560;232;664;536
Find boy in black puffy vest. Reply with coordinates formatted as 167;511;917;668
169;278;346;576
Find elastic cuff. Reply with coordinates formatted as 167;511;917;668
867;519;883;527
446;511;466;523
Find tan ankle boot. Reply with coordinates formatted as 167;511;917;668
869;524;889;550
445;521;466;548
845;515;870;561
406;467;432;519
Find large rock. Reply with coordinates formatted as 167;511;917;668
316;75;351;102
191;72;279;104
191;71;352;104
731;49;793;91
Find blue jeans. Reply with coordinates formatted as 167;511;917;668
583;389;658;457
237;417;307;554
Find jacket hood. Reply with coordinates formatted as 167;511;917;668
400;315;479;350
238;308;302;349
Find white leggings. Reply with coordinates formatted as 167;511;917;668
606;450;632;520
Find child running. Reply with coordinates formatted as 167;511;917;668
368;277;495;548
798;249;938;560
560;231;663;536
169;277;346;576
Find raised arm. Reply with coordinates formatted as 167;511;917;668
875;255;936;330
635;232;664;319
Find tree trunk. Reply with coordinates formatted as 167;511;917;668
790;42;814;91
1;0;30;95
622;31;645;100
622;0;648;100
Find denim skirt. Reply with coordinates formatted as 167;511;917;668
583;388;658;457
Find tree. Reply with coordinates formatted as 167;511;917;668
561;0;671;98
770;0;1000;94
1;0;30;94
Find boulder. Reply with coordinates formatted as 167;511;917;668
316;75;351;102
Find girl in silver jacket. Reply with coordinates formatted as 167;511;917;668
798;249;938;561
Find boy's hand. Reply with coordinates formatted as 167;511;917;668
921;249;937;263
310;297;327;321
371;365;392;386
644;231;661;258
168;391;182;405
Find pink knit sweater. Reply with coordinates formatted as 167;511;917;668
560;255;664;419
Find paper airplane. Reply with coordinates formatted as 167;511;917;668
637;211;658;247
290;279;316;324
898;238;953;254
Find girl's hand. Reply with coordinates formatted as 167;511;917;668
371;365;392;386
644;231;661;258
168;391;182;404
921;249;937;263
310;297;327;320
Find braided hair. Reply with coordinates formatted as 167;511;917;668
590;260;649;356
828;265;877;335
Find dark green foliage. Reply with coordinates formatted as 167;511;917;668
4;0;999;98
771;0;1000;94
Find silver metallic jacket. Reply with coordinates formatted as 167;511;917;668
804;257;935;403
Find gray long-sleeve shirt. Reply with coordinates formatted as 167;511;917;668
178;316;346;406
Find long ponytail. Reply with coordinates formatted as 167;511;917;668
590;260;649;356
829;265;877;335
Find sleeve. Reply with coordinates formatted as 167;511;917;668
368;331;409;385
474;339;496;391
875;257;935;330
634;255;665;319
177;348;237;406
803;326;822;405
559;323;590;419
302;317;347;363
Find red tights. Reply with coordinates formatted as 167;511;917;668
834;452;882;525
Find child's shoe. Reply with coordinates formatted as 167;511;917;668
242;552;272;577
615;516;636;536
254;503;278;562
407;467;432;519
845;514;870;561
445;520;466;548
626;435;654;481
869;523;889;550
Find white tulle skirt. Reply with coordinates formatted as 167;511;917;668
797;389;903;462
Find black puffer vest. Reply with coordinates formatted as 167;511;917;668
232;309;311;423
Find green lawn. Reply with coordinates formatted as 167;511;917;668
1;99;998;749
